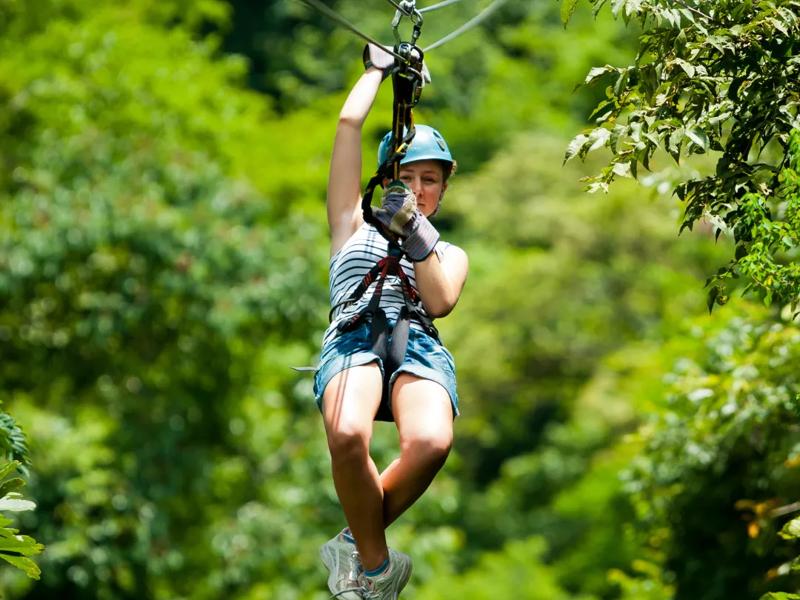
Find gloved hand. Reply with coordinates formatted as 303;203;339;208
373;181;440;261
363;43;432;86
363;43;397;80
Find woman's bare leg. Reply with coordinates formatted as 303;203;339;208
322;363;388;570
380;373;453;527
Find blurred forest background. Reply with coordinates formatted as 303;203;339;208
0;0;799;599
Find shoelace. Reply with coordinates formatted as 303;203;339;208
330;589;369;599
329;551;365;599
350;573;383;600
329;580;377;600
358;587;381;600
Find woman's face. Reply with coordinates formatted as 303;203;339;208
397;160;448;217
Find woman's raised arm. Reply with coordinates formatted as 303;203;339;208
328;45;396;256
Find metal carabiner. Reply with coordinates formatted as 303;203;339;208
392;0;424;45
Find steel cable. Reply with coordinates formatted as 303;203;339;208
296;0;406;61
419;0;465;13
383;0;414;15
298;0;513;57
423;0;510;51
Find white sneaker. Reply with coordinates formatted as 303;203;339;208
320;531;363;600
359;549;413;600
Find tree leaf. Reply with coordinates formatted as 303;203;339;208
0;461;19;482
612;161;632;178
584;65;617;85
0;553;41;580
0;493;36;512
686;128;709;151
588;127;612;152
707;285;720;313
560;0;582;26
792;555;800;572
674;57;696;77
564;134;589;164
0;477;25;498
0;532;43;555
586;181;609;193
779;516;800;540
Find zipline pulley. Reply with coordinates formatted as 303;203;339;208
391;0;424;44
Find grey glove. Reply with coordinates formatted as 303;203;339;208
363;43;397;80
363;43;432;86
373;181;440;261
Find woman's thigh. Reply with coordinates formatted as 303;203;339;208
322;362;384;435
391;372;453;447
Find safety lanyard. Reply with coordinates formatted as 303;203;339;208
361;42;426;238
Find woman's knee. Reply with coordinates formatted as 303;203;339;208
392;375;454;465
400;429;452;466
327;421;372;463
322;364;382;462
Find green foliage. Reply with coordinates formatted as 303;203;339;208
0;512;43;581
417;131;727;598
441;133;723;488
0;410;30;471
0;461;43;581
565;0;800;310
415;536;594;600
0;2;327;598
609;559;674;600
0;406;43;582
621;307;800;599
7;0;795;598
764;508;800;600
780;517;800;541
563;3;800;595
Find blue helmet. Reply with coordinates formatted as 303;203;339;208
377;124;453;171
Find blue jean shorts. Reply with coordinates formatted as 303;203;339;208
313;321;459;419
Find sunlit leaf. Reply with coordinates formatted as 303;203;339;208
0;493;36;512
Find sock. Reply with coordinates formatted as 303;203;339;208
340;527;356;544
364;557;390;578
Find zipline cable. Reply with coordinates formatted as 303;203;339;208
423;0;510;51
298;0;512;56
384;0;414;15
419;0;465;13
296;0;407;61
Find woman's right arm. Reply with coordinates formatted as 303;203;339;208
327;68;384;256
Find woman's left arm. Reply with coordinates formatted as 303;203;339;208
413;246;469;318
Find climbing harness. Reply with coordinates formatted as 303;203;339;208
330;245;439;422
298;0;505;420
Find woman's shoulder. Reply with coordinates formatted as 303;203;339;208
435;239;467;260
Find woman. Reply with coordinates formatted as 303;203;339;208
315;44;468;599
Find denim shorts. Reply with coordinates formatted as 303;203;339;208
313;321;459;419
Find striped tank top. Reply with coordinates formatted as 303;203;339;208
322;222;449;347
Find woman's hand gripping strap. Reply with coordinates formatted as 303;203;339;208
363;43;399;80
374;181;440;261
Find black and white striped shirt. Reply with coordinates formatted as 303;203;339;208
322;223;449;347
